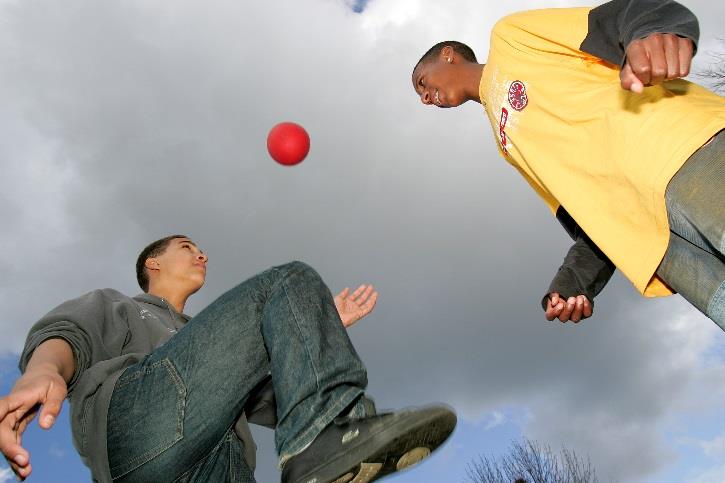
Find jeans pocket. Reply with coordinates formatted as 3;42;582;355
107;358;187;479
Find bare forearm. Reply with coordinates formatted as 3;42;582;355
24;339;75;384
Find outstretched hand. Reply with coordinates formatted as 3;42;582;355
0;369;67;480
621;33;693;93
334;284;378;328
545;292;592;323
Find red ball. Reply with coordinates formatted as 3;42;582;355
267;122;310;166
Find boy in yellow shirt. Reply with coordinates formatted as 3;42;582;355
411;0;725;327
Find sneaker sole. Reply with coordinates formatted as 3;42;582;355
295;406;456;483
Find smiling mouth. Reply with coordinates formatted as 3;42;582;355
434;89;441;105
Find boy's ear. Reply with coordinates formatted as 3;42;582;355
440;45;454;63
145;258;160;272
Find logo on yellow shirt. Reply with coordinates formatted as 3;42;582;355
499;107;509;154
508;80;528;111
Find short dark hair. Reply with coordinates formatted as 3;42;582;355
136;235;188;292
413;40;478;73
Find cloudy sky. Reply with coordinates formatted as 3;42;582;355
0;0;724;482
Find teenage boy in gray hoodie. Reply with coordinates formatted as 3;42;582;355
0;235;455;483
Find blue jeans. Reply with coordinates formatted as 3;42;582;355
657;130;725;329
106;261;369;482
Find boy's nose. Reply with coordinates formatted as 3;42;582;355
420;90;431;105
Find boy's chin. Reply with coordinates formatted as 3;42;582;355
439;99;464;108
189;278;205;292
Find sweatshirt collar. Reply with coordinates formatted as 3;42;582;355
133;293;192;321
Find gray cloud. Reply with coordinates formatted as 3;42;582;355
1;0;723;481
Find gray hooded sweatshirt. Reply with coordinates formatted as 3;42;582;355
19;288;274;482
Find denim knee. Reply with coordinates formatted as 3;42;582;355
273;261;318;279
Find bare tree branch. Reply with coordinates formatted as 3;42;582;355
695;38;725;93
465;437;599;483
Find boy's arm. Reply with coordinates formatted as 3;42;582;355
541;207;616;322
6;289;128;479
23;338;75;384
580;0;699;67
581;0;698;92
18;289;128;394
1;339;74;480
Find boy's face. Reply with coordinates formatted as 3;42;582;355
411;54;467;108
149;237;208;292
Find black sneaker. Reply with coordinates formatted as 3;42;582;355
281;404;456;483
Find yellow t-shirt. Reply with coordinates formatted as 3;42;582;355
479;7;725;296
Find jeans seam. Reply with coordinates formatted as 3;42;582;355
281;280;322;389
228;431;245;482
228;432;234;482
269;262;323;388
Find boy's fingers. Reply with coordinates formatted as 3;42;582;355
583;299;593;318
663;34;680;80
0;402;8;424
0;396;24;423
11;459;31;480
7;460;20;479
359;285;374;301
570;297;585;322
7;459;21;480
350;285;367;300
574;295;593;319
0;425;29;474
545;298;562;320
16;411;36;435
38;406;58;430
678;37;693;77
623;34;692;89
625;41;651;86
545;302;555;320
559;298;576;322
360;293;378;317
620;64;643;93
39;381;66;429
644;35;667;85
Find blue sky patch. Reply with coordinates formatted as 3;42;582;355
349;0;370;13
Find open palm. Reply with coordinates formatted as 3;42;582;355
334;284;378;328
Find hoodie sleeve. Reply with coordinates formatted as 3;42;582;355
18;289;130;394
579;0;699;66
541;207;616;310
